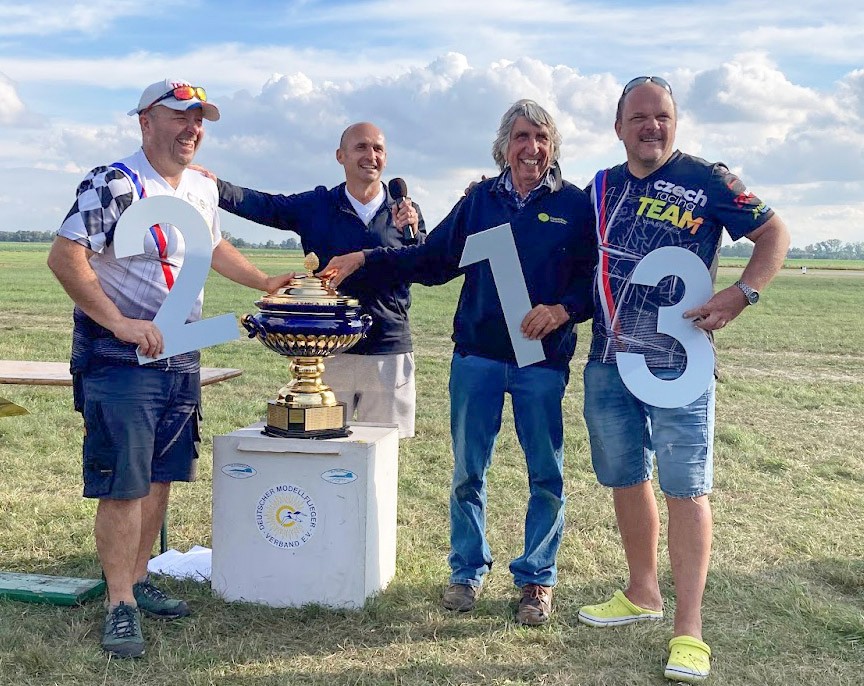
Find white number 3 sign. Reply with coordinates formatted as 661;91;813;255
616;246;715;408
113;195;240;364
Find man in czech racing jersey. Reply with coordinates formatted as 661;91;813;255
576;76;790;684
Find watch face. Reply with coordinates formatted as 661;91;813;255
736;280;759;305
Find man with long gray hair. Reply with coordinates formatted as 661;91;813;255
320;100;596;624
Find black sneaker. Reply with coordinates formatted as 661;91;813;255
133;577;191;620
101;602;145;658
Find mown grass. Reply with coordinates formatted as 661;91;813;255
0;243;862;685
719;256;864;270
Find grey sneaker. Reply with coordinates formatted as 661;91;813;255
133;577;191;620
442;583;481;612
101;602;145;658
516;584;553;626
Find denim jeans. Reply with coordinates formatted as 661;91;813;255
448;353;567;588
583;361;715;498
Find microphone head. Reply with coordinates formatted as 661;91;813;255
388;177;408;201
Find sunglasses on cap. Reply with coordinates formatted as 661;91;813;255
146;85;208;109
622;76;673;95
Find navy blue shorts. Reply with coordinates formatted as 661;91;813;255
76;366;201;499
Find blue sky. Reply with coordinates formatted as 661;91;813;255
1;0;863;246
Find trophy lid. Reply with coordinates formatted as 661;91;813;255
256;253;359;308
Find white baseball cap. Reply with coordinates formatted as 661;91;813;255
128;78;220;121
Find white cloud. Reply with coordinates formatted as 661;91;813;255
2;50;863;247
685;53;828;127
0;72;26;125
0;1;167;36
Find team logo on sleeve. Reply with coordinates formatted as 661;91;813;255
727;180;771;219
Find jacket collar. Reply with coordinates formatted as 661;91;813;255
493;162;563;196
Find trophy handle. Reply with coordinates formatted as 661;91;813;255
360;314;372;337
241;314;264;340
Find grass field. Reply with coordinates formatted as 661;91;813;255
0;243;862;685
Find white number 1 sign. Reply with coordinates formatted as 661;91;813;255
616;246;715;408
113;195;240;364
459;223;545;368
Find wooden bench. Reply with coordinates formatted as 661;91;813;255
0;360;243;554
0;360;241;387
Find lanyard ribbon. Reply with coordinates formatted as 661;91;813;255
110;162;175;290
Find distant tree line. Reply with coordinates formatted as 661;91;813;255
0;230;56;242
221;232;301;250
2;230;859;259
722;239;864;260
0;230;302;250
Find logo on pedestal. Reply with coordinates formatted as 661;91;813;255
222;463;257;479
321;468;357;485
255;483;318;549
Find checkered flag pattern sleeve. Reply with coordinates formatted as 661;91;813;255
58;167;135;253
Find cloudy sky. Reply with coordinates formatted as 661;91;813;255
1;0;862;247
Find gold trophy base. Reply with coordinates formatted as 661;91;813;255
263;400;350;439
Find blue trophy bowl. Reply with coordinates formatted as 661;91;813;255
241;262;373;439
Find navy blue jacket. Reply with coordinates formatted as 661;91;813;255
363;170;596;370
217;180;426;355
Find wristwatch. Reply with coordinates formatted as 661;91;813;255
734;280;760;305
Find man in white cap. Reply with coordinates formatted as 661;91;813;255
48;79;294;659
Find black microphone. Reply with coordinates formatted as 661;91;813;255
388;177;413;241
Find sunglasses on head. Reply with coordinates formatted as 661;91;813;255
622;76;673;96
146;85;208;110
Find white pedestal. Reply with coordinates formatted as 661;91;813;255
211;422;399;608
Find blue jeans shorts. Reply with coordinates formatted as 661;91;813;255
583;361;715;498
76;365;201;500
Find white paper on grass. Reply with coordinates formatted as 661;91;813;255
459;223;545;368
616;246;715;408
147;545;212;581
113;195;239;364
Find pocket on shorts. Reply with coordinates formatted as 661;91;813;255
187;405;202;481
192;405;202;459
82;402;118;497
395;353;415;389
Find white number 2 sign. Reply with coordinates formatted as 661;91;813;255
616;246;715;408
459;223;545;368
113;195;240;364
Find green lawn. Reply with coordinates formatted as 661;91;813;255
1;243;862;685
719;256;864;270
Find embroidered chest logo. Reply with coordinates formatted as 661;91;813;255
537;212;568;225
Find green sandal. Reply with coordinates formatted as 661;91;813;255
577;590;664;627
664;635;711;683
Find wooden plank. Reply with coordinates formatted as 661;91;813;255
0;361;242;387
200;367;243;386
0;572;105;606
0;361;72;386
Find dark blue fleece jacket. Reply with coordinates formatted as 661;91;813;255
362;170;597;370
217;180;425;355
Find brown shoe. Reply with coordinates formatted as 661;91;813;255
516;584;553;625
442;583;480;612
